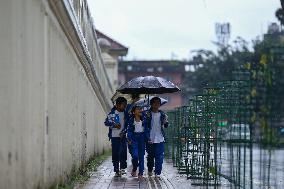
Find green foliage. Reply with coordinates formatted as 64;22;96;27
183;22;284;145
184;37;253;94
276;8;284;26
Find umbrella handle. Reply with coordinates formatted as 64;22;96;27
147;94;150;110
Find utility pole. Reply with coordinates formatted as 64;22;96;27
215;22;231;47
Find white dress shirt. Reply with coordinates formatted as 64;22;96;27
150;112;164;143
134;120;144;133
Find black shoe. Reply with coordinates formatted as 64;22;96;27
114;171;121;177
120;169;126;175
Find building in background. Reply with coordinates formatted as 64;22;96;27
96;30;128;89
118;60;190;110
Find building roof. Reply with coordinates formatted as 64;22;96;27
118;60;190;73
96;30;128;56
120;60;187;64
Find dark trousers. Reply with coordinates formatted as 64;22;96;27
146;142;164;175
111;137;127;172
131;133;146;175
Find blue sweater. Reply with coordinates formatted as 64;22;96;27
127;114;150;142
145;109;169;141
104;107;128;140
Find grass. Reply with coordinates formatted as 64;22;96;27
51;150;111;189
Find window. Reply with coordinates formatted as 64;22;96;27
157;66;163;72
147;68;154;72
127;65;132;71
185;64;195;72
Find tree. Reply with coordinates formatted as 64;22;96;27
183;37;253;95
276;1;284;27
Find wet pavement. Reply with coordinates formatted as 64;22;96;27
75;144;284;189
74;156;192;189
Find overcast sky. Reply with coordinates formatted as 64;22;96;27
87;0;280;60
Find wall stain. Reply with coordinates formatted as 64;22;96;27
8;152;12;166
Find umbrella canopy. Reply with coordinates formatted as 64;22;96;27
135;96;168;107
117;76;180;94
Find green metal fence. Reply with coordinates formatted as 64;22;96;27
164;63;283;188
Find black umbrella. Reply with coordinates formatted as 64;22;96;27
117;76;180;94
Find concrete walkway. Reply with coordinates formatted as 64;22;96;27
75;156;192;189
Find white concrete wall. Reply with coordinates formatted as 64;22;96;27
0;0;111;188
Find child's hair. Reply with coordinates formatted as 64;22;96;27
116;97;127;105
131;93;140;100
150;97;161;105
131;105;142;113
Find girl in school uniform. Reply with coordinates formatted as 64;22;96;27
127;105;149;179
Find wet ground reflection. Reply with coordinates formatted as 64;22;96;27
217;143;284;189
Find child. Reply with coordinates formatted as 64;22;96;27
127;105;149;179
104;97;128;177
125;94;140;168
145;97;169;177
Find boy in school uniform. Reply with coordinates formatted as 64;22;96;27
127;105;149;179
104;97;128;177
145;97;169;177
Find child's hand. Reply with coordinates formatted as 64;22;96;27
114;123;121;129
119;132;124;138
163;115;168;125
128;140;132;145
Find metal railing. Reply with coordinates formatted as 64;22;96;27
165;65;284;188
64;0;114;100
